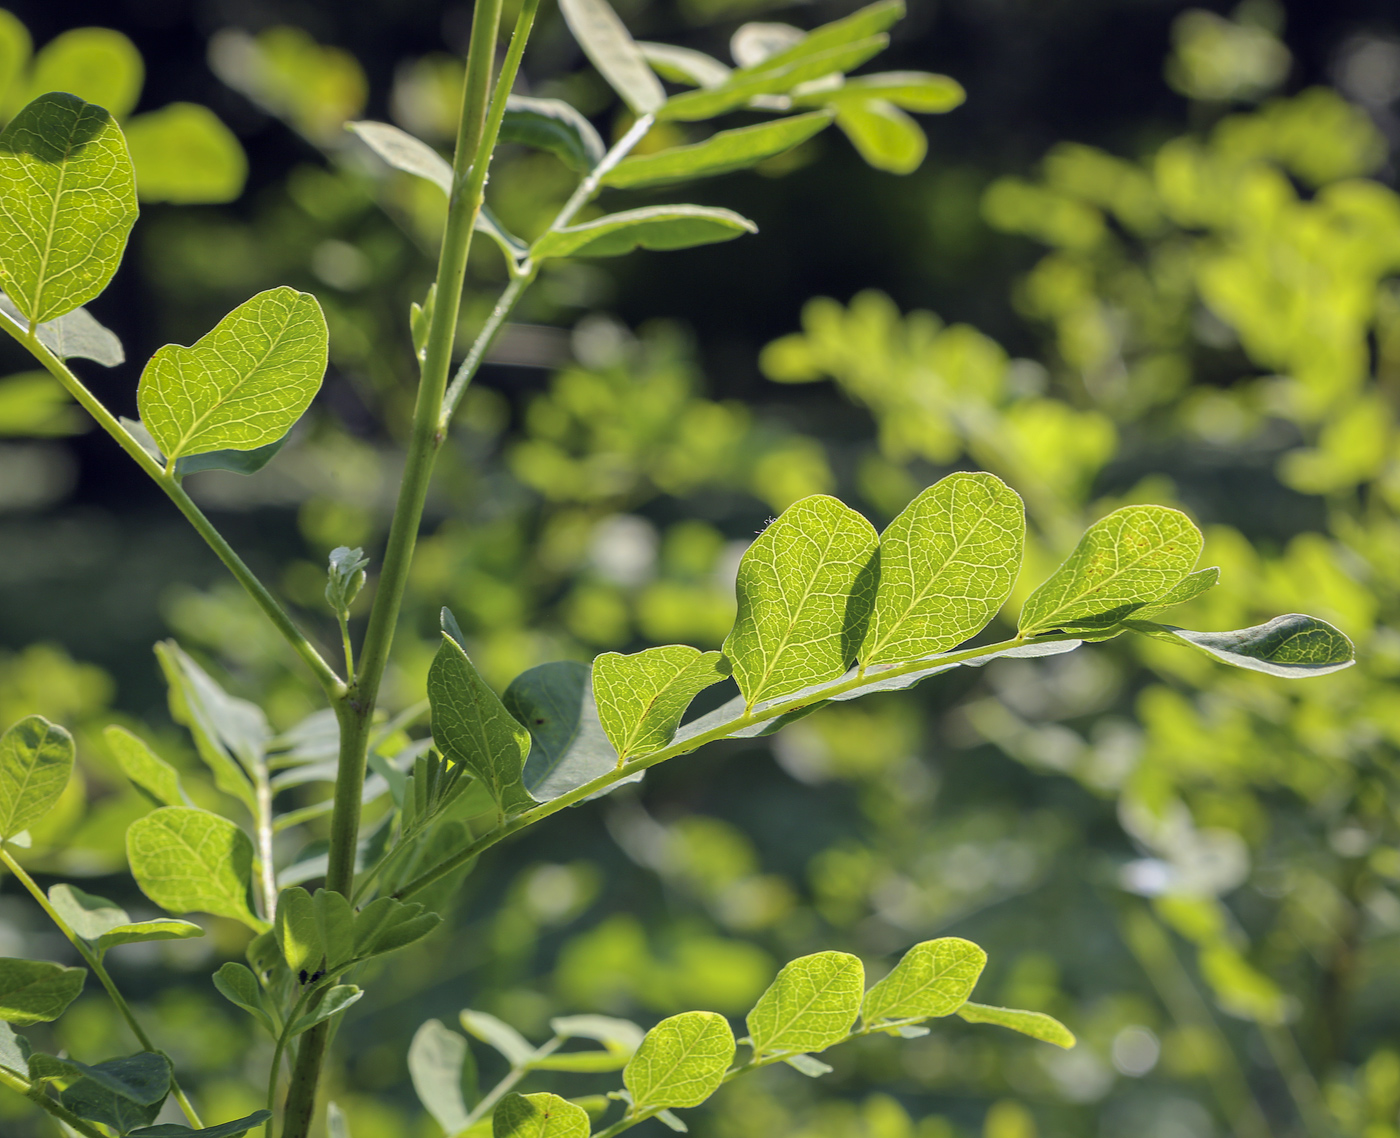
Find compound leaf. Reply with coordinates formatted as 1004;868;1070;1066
138;286;327;461
0;93;137;323
1018;505;1203;636
31;1050;170;1104
956;1002;1075;1048
351;896;440;959
593;646;727;760
603;112;833;190
558;0;665;114
820;70;965;113
105;725;184;808
126;806;261;929
0;958;85;1024
47;884;128;941
730;24;805;69
862;938;987;1025
551;1014;645;1054
1139;613;1356;677
314;888;355;970
428;632;535;815
504;661;618;801
758;0;904;70
0;1020;30;1075
0;714;73;840
494;1092;589;1138
128;1111;273;1138
747;950;864;1057
624;1011;734;1111
409;1019;472;1136
724;494;879;707
500;96;605;173
348;120;451;192
55;1052;170;1135
861;472;1024;665
533;204;756;260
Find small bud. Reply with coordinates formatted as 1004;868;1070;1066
326;546;369;619
410;283;437;362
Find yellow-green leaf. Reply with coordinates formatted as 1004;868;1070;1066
0;958;85;1024
592;646;728;760
0;715;73;840
747;951;864;1057
125;102;247;204
27;28;143;120
533;205;756;260
862;937;987;1025
126;806;262;929
493;1092;590;1138
956;1002;1075;1048
603;112;833;190
624;1011;735;1111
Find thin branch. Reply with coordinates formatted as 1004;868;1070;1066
0;1066;109;1138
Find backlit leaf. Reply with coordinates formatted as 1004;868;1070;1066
593;646;727;760
862;937;987;1025
0;93;137;324
274;886;320;974
0;958;85;1024
833;99;926;174
956;1001;1075;1048
500;96;605;173
603;112;833;190
348;120;452;192
428;631;535;815
624;1011;735;1111
747;950;864;1057
819;71;965;113
409;1019;472;1136
94;920;204;952
105;725;184;807
27;28;143;119
558;0;665;114
494;1092;590;1138
1018;505;1203;636
757;0;904;70
1130;566;1219;621
504;661;620;801
0;714;73;840
638;43;731;89
724;494;879;707
125;103;247;204
47;884;127;941
126;806;261;929
461;1009;535;1068
1139;613;1356;677
137;286;327;461
861;472;1024;665
730;24;805;69
532;205;756;260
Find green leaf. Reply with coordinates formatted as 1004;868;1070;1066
27;28;144;119
128;1111;273;1138
862;937;987;1026
1137;613;1356;677
409;1019;472;1136
93;920;204;952
0;714;73;840
125;103;247;204
154;641;263;812
0;293;124;365
638;43;731;89
314;888;355;969
551;1014;645;1054
275;886;320;974
1129;566;1219;621
428;631;535;815
659;39;889;123
137;286;328;462
747;950;864;1057
326;545;369;618
593;646;727;760
730;24;805;69
0;958;85;1024
756;0;904;71
47;884;128;941
0;370;84;437
819;71;965;113
0;93;137;324
0;1020;30;1074
104;725;184;808
31;1050;170;1104
833;99;926;174
558;0;665;114
532;204;757;260
504;661;620;801
327;1102;352;1138
211;962;274;1035
861;473;1025;665
0;13;30;120
494;1092;590;1138
176;436;289;477
624;1011;735;1111
528;1051;630;1073
126;806;262;929
351;896;440;959
724;494;880;707
287;985;362;1036
348;120;452;192
53;1052;171;1135
604;112;833;190
500;96;605;174
1018;505;1204;636
783;1053;832;1077
461;1009;536;1068
956;1002;1075;1048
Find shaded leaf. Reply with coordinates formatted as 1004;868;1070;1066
638;43;730;89
176;435;289;477
1137;613;1355;677
593;647;727;760
494;1092;589;1138
956;1001;1075;1048
0;958;84;1024
349;120;452;192
862;937;986;1025
314;888;355;969
0;93;137;323
287;985;362;1036
0;292;123;365
604;112;833;190
558;0;665;114
105;725;184;808
55;1051;170;1135
533;204;756;260
0;1019;29;1075
31;1050;170;1104
126;806;261;929
409;1019;471;1135
94;919;204;952
551;1014;645;1054
129;1111;273;1138
624;1011;734;1111
47;883;127;941
504;661;620;801
351;896;440;959
500;96;605;173
461;1009;536;1068
211;961;273;1035
783;1053;833;1077
0;714;73;840
325;545;368;618
747;951;864;1057
1129;566;1219;621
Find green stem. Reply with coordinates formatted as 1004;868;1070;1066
0;846;205;1129
267;987;314;1121
1260;1023;1333;1137
0;1066;109;1138
395;633;1078;899
0;316;344;701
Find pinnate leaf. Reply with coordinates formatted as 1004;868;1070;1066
428;631;535;815
287;985;362;1036
730;23;805;69
761;0;904;69
822;71;965;113
724;494;879;706
624;1011;735;1111
0;714;73;840
552;1014;645;1053
126;806;262;929
128;1111;273;1138
0;958;85;1024
747;950;864;1057
351;896;440;959
558;0;665;114
603;112;833;190
593;646;727;760
500;96;605;174
533;205;756;260
315;888;356;969
861;472;1024;664
349;120;452;192
0;93;137;324
105;724;184;807
956;1001;1075;1048
504;661;619;801
53;1051;171;1135
862;937;986;1025
409;1019;472;1136
494;1092;590;1138
1018;505;1203;636
1139;613;1355;677
31;1050;170;1104
0;1020;30;1074
138;286;327;462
